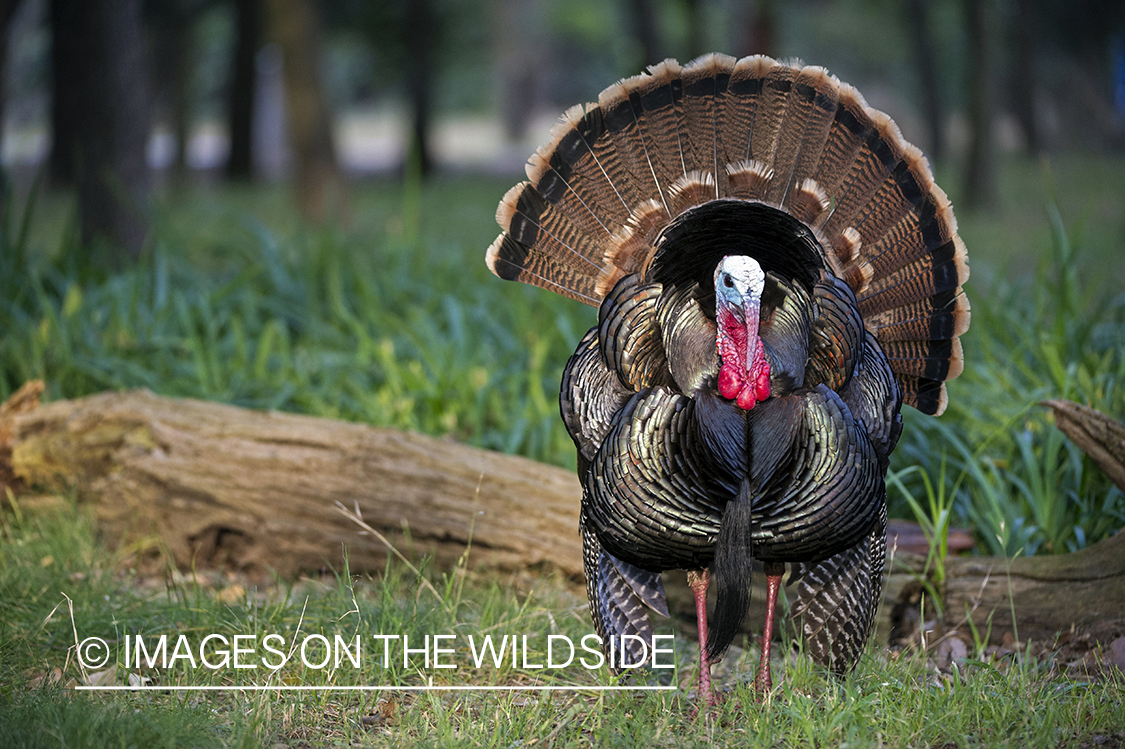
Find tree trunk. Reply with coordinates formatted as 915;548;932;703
404;0;434;177
3;385;1123;652
491;0;542;143
0;0;24;153
53;0;151;262
742;0;776;59
681;0;704;61
150;4;196;183
264;0;345;220
905;0;945;163
962;0;995;209
1010;0;1040;154
47;0;80;185
939;533;1125;645
226;0;261;181
1042;399;1125;493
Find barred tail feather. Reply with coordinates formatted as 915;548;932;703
487;54;969;414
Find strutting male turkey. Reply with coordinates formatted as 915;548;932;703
485;54;969;704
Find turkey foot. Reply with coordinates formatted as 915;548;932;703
754;562;786;696
687;568;719;715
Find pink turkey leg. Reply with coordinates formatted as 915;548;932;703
755;561;785;694
687;569;717;708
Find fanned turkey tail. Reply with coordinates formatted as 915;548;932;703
486;53;969;415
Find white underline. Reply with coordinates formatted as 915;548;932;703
75;685;676;692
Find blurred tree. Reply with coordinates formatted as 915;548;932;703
745;0;776;58
904;0;945;163
962;0;994;208
1010;0;1039;154
0;0;24;152
147;0;206;182
405;0;434;176
1033;0;1125;148
629;0;661;69
227;0;261;181
48;0;78;185
343;0;493;175
265;0;346;220
52;0;151;262
492;0;543;142
682;0;704;60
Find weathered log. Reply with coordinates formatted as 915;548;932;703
939;529;1125;644
1042;399;1125;493
2;387;1123;648
7;388;584;577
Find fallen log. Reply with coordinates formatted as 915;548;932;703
5;387;584;577
883;533;1125;648
2;386;1122;649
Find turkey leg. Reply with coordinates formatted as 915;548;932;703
686;568;716;707
754;561;785;694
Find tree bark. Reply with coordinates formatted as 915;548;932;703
6;388;583;578
962;0;995;209
939;532;1125;644
52;0;151;262
264;0;345;220
1042;399;1125;493
226;0;261;181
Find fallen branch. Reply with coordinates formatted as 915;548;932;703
1042;399;1125;493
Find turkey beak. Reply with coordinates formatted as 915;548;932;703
715;257;772;410
737;294;770;410
742;296;761;370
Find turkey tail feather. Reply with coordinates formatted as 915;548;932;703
706;476;755;661
488;54;969;415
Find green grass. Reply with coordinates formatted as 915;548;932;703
892;164;1125;556
1;173;581;467
2;499;1122;748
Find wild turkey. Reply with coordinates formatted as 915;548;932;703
485;54;969;704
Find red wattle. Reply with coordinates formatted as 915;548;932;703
718;366;743;400
754;355;772;402
716;296;771;410
736;385;758;410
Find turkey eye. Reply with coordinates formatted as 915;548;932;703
722;274;734;289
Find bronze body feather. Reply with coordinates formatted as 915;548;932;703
486;55;968;697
